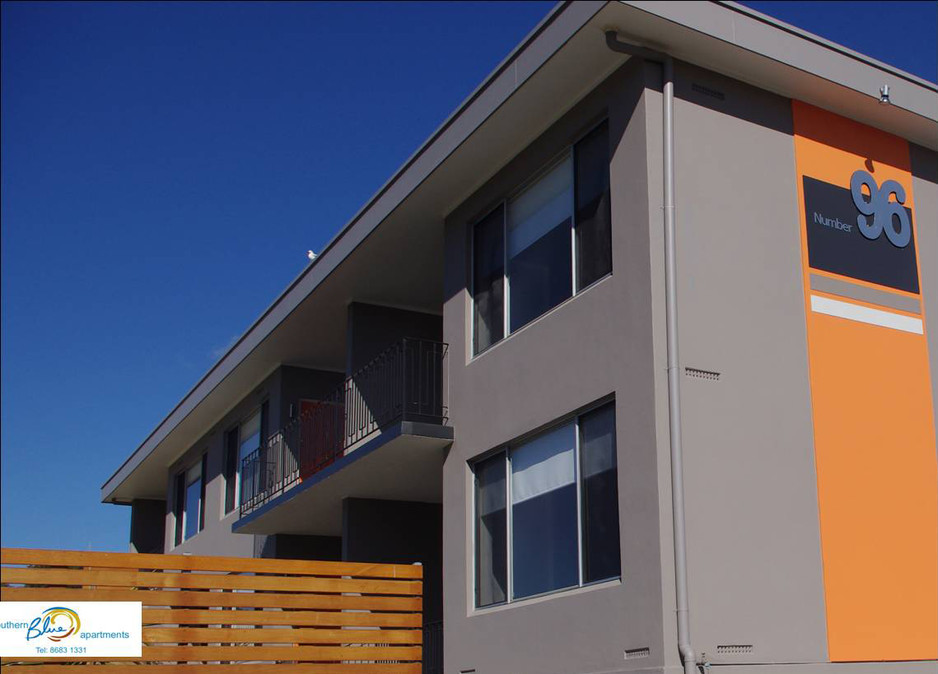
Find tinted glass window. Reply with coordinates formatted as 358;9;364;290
475;452;507;607
579;402;620;582
471;121;610;354
473;401;621;607
183;463;201;541
238;410;262;505
507;157;573;332
239;410;261;461
510;423;578;599
173;472;185;546
473;205;505;353
575;121;612;290
224;429;239;513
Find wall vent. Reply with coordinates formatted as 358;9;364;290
685;367;721;381
624;647;650;659
691;82;726;100
716;644;753;655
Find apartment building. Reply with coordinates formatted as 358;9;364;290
102;3;938;673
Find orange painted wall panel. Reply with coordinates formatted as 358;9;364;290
808;311;937;659
793;101;938;662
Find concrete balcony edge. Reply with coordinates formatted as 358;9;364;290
232;420;453;536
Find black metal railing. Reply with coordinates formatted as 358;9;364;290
345;337;447;446
238;446;268;514
240;338;448;517
423;620;443;674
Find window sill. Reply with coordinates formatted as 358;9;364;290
470;576;621;617
468;271;613;363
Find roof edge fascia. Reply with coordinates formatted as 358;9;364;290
718;1;937;92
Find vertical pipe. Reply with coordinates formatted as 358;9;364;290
604;32;696;674
662;56;696;674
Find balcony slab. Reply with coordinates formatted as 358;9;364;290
233;421;452;536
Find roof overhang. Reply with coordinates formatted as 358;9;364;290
103;0;937;504
623;1;936;148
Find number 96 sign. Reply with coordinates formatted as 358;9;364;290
850;169;911;248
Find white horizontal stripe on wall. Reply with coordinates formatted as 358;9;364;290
810;294;924;335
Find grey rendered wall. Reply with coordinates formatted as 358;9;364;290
254;533;342;560
161;365;344;558
342;497;443;624
279;365;345;428
346;302;443;374
442;60;666;674
662;63;829;665
163;368;283;557
129;499;165;553
910;144;938;433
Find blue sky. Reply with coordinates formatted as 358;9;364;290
1;2;935;553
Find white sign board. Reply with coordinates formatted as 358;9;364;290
0;602;142;658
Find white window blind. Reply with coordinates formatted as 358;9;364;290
510;423;575;505
581;429;615;478
507;155;573;259
478;471;506;516
239;410;261;460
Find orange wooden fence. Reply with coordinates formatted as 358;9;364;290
0;548;423;672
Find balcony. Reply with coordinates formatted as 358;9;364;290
237;338;450;526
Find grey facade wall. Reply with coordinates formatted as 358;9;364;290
127;47;937;674
129;499;165;553
279;366;345;427
663;62;829;665
254;533;342;560
164;368;281;557
163;365;343;557
442;55;937;673
346;302;443;375
442;60;666;674
342;497;443;624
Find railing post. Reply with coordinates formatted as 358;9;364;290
442;342;449;424
401;338;408;422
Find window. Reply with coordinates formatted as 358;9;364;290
475;453;507;606
227;403;268;510
472;121;611;354
223;428;239;513
173;472;185;546
239;408;262;505
507;155;574;332
174;455;206;546
474;401;619;607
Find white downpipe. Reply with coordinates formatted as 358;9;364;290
605;32;697;674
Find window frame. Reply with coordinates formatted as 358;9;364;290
223;426;240;514
173;472;185;547
470;119;611;357
471;399;620;609
231;402;269;509
222;400;270;510
175;454;205;546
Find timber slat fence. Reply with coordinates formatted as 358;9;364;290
0;548;423;672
